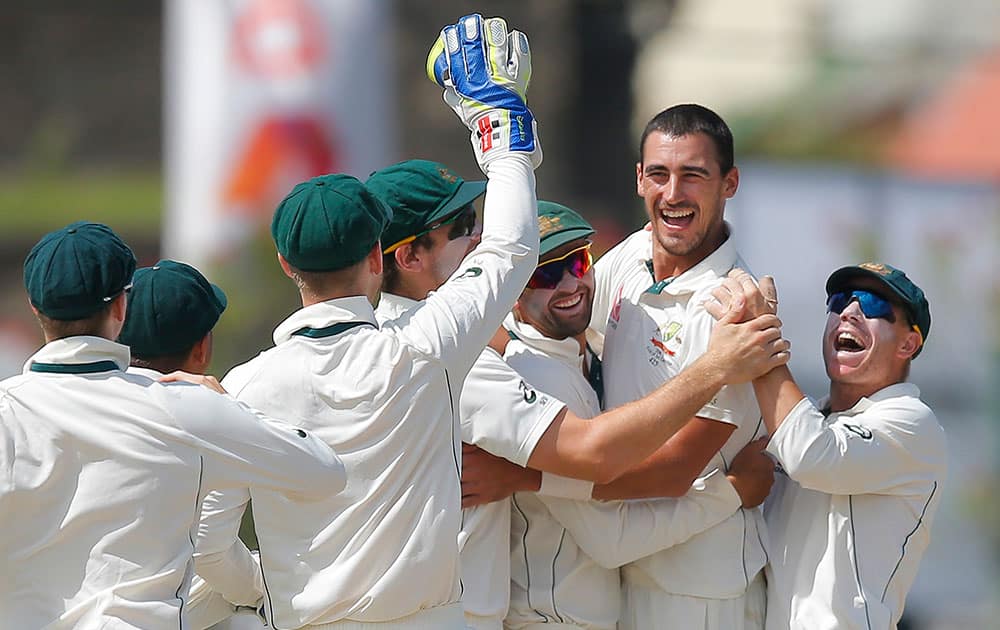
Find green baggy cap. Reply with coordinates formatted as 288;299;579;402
826;262;931;354
537;200;595;256
118;260;227;358
366;159;486;253
24;221;136;320
272;174;394;272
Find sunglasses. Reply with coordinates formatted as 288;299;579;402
827;289;924;344
526;244;593;290
383;205;477;254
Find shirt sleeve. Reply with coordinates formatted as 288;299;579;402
587;236;632;358
193;488;261;607
460;349;565;467
766;396;946;495
388;155;539;378
679;303;756;428
153;383;347;500
539;470;742;569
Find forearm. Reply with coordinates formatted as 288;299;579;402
752;365;805;435
579;354;728;483
194;540;262;606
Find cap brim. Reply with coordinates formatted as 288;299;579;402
211;283;228;312
826;266;909;305
540;228;596;257
432;180;487;222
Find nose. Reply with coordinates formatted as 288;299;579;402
840;298;864;322
664;175;685;205
555;268;579;292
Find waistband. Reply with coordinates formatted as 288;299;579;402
301;604;465;629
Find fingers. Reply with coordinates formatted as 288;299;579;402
703;297;726;320
760;275;778;312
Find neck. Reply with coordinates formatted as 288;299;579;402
572;331;586;354
827;378;899;412
300;285;372;308
650;225;727;282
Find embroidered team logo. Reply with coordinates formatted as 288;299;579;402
858;262;890;275
475;113;501;153
437;167;458;183
538;215;563;239
456;266;483;280
646;321;683;366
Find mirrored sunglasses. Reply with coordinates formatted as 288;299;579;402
526;244;593;290
826;290;895;322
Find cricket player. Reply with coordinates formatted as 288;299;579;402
707;264;946;629
366;161;786;629
117;259;262;629
0;222;345;630
202;15;542;629
499;201;778;630
587;104;769;629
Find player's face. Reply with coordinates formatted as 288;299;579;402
637;132;738;269
822;279;916;387
423;205;481;287
516;239;595;340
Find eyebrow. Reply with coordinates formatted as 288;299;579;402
643;163;712;177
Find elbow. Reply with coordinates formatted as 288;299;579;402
579;435;629;485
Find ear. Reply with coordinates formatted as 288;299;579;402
393;242;424;274
110;292;128;324
722;166;739;199
186;332;213;373
635;162;644;196
897;328;922;360
277;253;295;279
369;243;384;276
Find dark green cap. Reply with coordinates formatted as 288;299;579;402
118;260;227;358
826;262;931;354
24;221;136;320
271;174;394;272
537;200;595;256
366;159;486;253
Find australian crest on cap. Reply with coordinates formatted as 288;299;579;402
859;262;891;275
437;167;458;183
538;215;563;238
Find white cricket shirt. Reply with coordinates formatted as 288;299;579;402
127;366;264;623
216;155;539;628
764;384;947;630
377;292;566;630
502;317;744;629
0;336;345;630
588;226;768;599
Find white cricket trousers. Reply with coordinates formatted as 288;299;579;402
300;603;466;629
465;612;503;630
620;571;766;630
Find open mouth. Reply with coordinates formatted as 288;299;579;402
660;207;695;229
834;331;866;353
552;293;583;310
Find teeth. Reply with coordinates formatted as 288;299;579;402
661;209;694;219
554;294;582;308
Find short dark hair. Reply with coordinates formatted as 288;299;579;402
639;104;735;173
130;346;196;374
36;303;114;341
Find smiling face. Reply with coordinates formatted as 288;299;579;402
516;238;595;341
637;131;739;277
822;278;922;399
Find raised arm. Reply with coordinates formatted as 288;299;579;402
392;15;541;375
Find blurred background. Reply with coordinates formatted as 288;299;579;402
1;1;997;627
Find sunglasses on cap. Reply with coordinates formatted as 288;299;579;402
827;289;923;345
526;244;593;290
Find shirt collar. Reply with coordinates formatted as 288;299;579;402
504;313;584;367
821;382;920;415
642;222;740;296
127;366;164;379
273;296;377;345
23;336;130;374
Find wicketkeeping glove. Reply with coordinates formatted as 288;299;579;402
426;14;542;171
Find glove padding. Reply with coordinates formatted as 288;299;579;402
427;14;542;171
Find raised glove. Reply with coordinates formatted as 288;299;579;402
426;14;541;170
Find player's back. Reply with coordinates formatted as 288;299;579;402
222;301;464;626
0;362;210;629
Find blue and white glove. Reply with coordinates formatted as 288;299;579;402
427;14;542;171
